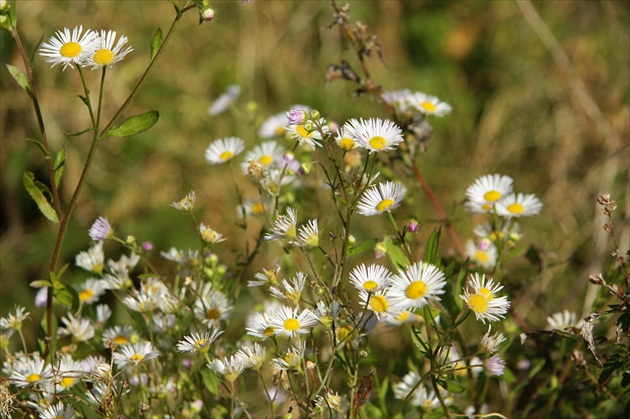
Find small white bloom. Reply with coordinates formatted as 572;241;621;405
388;262;446;310
259;112;289;138
75;241;105;274
208;84;240;115
357;181;407;216
348;263;392;293
113;341;159;369
58;313;95;342
268;306;318;337
205;137;245;164
177;327;223;353
460;273;510;324
342;118;404;153
265;207;299;241
207;355;246;382
465;174;513;214
406;92;452;117
495;193;543;218
86;30;133;69
38;25;99;70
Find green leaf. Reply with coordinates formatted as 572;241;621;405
64;127;95;137
6;64;31;94
23;172;58;223
151;28;163;61
53;146;65;188
385;239;410;270
104;111;159;138
348;238;378;256
201;369;220;394
30;280;52;288
423;228;441;265
53;284;79;311
410;326;429;356
26;138;49;157
437;378;465;393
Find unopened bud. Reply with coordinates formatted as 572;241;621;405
200;7;215;22
310;109;320;120
375;241;387;259
347;235;356;245
406;218;420;233
303;120;315;132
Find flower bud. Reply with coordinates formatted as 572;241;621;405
303;120;315;132
200;7;215;22
406;218;420;233
347;235;356;245
288;108;307;125
374;241;387;259
310;109;320;120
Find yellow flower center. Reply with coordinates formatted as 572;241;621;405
60;42;82;58
130;353;144;363
336;325;353;341
284;318;300;331
339;137;356;151
139;301;154;312
285;225;297;238
26;373;41;382
369;136;387;150
263;326;275;336
61;376;75;387
93;48;115;66
194;338;208;348
475;250;489;263
296;124;314;138
275;126;285;136
376;199;395;212
483;190;502;202
421;101;436;113
369;295;389;313
479;287;494;301
252;202;264;215
468;293;488;314
405;281;427;299
202;229;218;242
363;280;378;291
220;151;234;161
79;289;94;302
259;155;273;166
396;311;410;322
114;335;129;345
304;233;319;248
507;203;525;214
206;308;221;320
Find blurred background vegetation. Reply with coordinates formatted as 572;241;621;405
0;0;628;413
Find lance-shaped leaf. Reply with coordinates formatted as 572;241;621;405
23;172;58;223
385;238;410;270
103;111;159;139
423;228;441;266
348;238;378;256
6;64;31;94
53;146;65;187
151;28;163;61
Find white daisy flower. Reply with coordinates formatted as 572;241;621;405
382;310;422;326
78;355;107;377
171;190;196;212
40;402;77;419
75;241;105;274
547;310;583;331
265;206;298;241
348;263;392;293
268;306;318;337
237;199;268;219
465;174;513;214
342;118;404;153
357;181;407;216
95;302;111;322
102;325;138;347
269;272;307;305
465;239;498;271
58;313;94;342
495;193;543;218
245;311;277;340
77;278;106;304
393;371;440;409
208;84;240;116
176;327;223;354
113;341;159;369
38;25;99;70
248;261;281;287
198;223;226;244
297;219;319;248
122;292;159;313
100;267;130;290
406;92;452;117
86;30;132;69
259;112;289;138
358;289;405;322
207;355;246;382
315;390;345;414
270;341;306;372
9;354;52;388
235;342;266;370
0;305;30;330
193;290;233;324
205;137;245;164
388;262;446;310
240;141;285;174
460;273;510;324
382;89;413;113
473;221;519;243
53;354;84;392
334;126;359;151
479;325;506;354
107;252;140;272
151;313;176;333
286;119;329;148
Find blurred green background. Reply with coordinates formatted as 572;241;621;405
1;0;628;348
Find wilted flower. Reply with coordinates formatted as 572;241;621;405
484;354;506;376
89;216;112;241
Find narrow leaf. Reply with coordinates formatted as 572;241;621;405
64;127;95;137
26;138;49;157
410;326;429;356
23;172;58;223
348;238;378;256
423;228;441;265
30;280;52;288
104;111;159;138
385;239;410;270
6;64;31;93
53;284;79;311
53;146;65;187
151;28;163;61
437;378;465;393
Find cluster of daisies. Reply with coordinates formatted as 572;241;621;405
464;174;543;270
39;25;132;70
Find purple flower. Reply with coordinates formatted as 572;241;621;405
484;354;506;376
142;241;154;252
287;109;307;125
407;218;420;233
89;217;112;241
